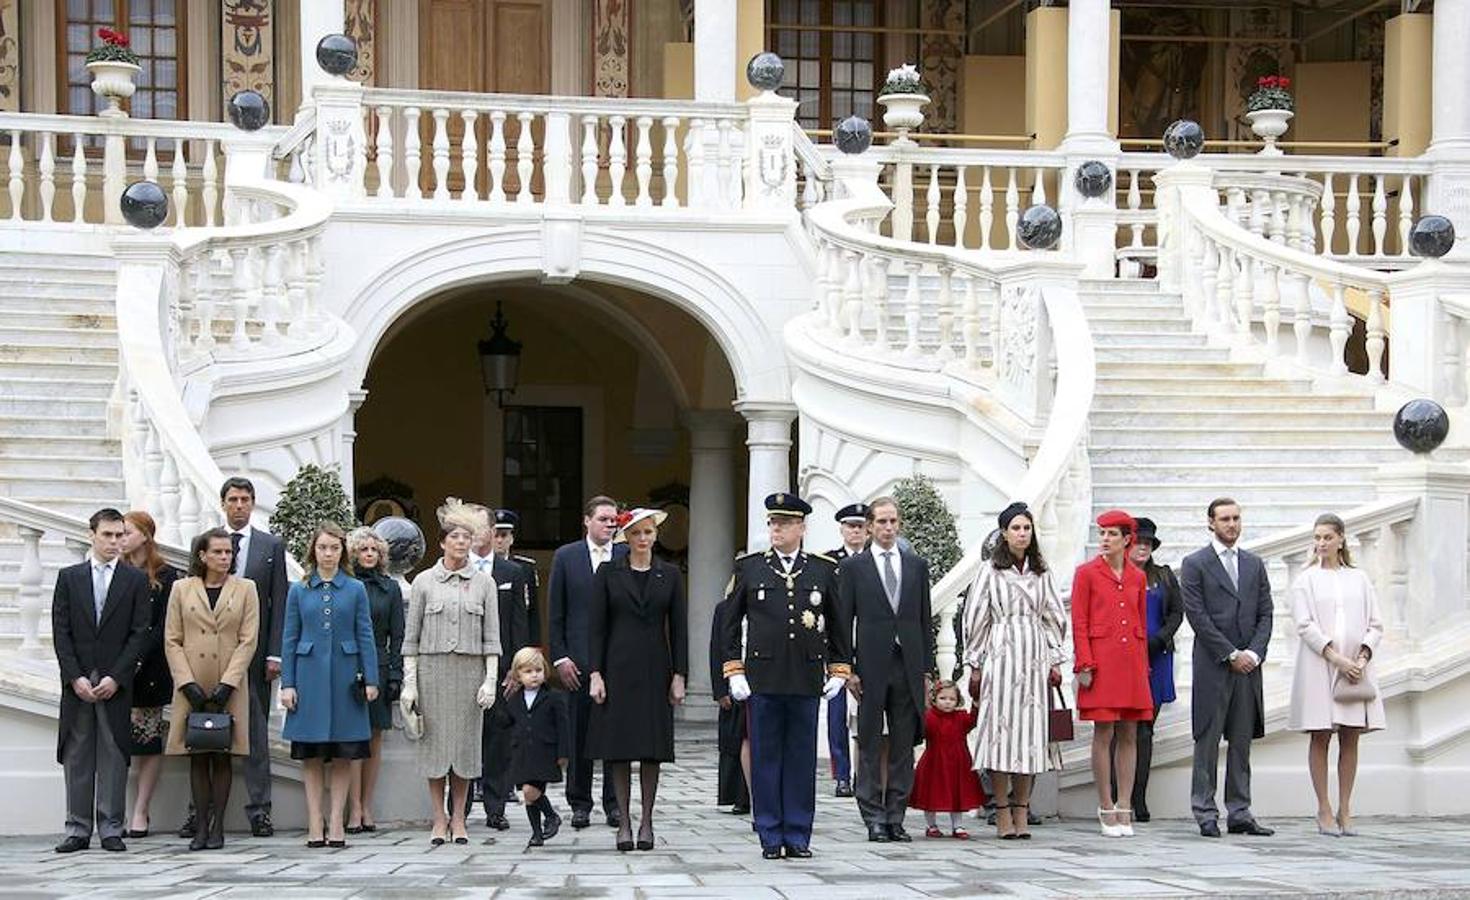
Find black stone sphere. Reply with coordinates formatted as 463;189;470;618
980;527;1002;562
1018;204;1063;250
1163;119;1205;160
1074;160;1113;199
1410;215;1456;259
1393;399;1450;454
120;180;168;229
835;116;873;155
746;52;785;91
316;33;360;77
227;90;270;131
372;516;426;577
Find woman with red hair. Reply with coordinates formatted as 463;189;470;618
1072;510;1153;837
120;510;180;838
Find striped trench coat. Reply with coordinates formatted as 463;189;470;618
961;562;1069;774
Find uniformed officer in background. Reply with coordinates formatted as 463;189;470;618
722;493;852;860
492;509;541;646
825;503;870;799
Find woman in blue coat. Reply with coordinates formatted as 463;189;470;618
280;523;379;848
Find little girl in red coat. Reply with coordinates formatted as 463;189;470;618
908;681;987;838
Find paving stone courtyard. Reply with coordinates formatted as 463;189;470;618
4;734;1469;899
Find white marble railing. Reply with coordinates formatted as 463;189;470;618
0;112;284;227
356;89;748;210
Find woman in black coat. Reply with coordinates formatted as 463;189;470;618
587;508;688;852
346;528;405;833
121;510;180;838
1124;517;1183;822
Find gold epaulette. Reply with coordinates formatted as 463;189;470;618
827;662;853;678
722;660;746;678
735;549;760;561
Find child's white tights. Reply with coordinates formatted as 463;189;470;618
923;811;964;830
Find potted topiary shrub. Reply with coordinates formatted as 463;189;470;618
269;463;359;562
876;64;929;142
1245;75;1293;156
87;28;142;119
892;474;965;679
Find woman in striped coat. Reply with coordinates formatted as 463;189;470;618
963;503;1069;839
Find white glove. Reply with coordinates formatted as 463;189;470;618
728;673;751;702
476;655;501;709
822;676;847;700
399;656;419;716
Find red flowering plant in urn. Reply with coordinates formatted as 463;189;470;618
87;28;140;65
1247;75;1293;113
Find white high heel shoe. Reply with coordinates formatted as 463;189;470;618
1097;806;1123;838
1115;806;1135;837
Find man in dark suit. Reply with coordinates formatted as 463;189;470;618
834;497;934;843
472;508;533;830
824;503;869;799
548;495;625;829
721;493;851;860
204;476;288;839
1180;498;1275;838
710;591;751;815
52;508;152;853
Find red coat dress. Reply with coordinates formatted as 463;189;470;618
1071;556;1153;721
908;707;987;812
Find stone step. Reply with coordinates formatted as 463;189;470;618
1092;329;1207;346
0;415;111;438
1090;424;1400;448
1086;316;1194;333
0;495;127;519
1094;345;1233;363
0;434;120;455
1091;461;1379;483
1089;443;1396;463
0;308;117;331
1078;278;1163;295
0;325;118;348
0;358;117;379
0;343;118;364
0;376;115;400
1083;307;1192;324
0;476;125;501
0;250;117;270
0;395;110;417
1095;374;1314;394
0;453;122;478
1094;407;1390;428
0;272;118;293
1095;360;1262;377
1091;392;1375;412
1092;481;1379;504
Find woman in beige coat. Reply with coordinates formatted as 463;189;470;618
1288;513;1384;837
164;528;259;851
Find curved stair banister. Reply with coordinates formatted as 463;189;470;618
801;156;1095;679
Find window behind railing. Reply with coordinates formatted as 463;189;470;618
60;0;185;124
768;0;882;132
502;406;584;550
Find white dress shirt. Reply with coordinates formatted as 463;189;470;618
1211;537;1259;666
586;537;612;573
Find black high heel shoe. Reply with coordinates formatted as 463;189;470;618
636;825;654;851
616;824;634;852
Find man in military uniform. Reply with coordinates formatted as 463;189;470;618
491;509;541;646
722;493;852;860
824;503;869;799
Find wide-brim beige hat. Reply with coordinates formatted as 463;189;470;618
613;507;668;542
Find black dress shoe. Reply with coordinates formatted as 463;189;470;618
527;834;544;848
189;833;209;851
1134;807;1151;824
54;836;88;854
784;845;812;858
328;839;347;848
761;845;783;860
886;824;912;843
867;824;890;843
250;814;274;837
730;803;750;815
100;836;126;852
542;813;562;841
485;813;511;831
606;810;622;828
306;839;327;848
834;780;853;798
178;811;197;839
1228;820;1275;836
1199;821;1221;838
570;811;591;829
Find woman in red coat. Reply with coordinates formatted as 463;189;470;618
1072;510;1152;838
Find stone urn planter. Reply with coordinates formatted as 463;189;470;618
878;92;929;141
88;60;141;119
1245;108;1293;156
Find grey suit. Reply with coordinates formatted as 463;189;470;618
1179;543;1273;827
235;526;288;824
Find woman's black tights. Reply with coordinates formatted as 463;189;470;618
608;761;662;842
189;753;232;849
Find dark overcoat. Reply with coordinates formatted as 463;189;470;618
547;539;628;672
131;565;181;708
493;687;571;785
491;556;532;682
359;570;405;731
1180;544;1273;740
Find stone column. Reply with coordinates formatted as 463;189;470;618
694;0;737;102
1429;0;1470;256
683;410;739;715
1063;0;1113;151
298;1;346;110
735;401;797;551
341;388;369;500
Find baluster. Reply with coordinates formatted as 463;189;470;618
1182;222;1204;320
375;106;394;197
824;245;845;332
661;116;680;207
486;111;507;202
1128;169;1144;247
1269;191;1287;245
1398;175;1415;257
1371;174;1387;256
936;265;956;361
515;112;536;204
1286;194;1306;252
170;138;188;226
193;254;217;352
178;480;200;542
1355;527;1382;604
305;233;325;335
925;165;941;245
607;115;627;207
892;159;914;241
428;108;450;200
7;130;22;219
1291;272;1312;363
872;255;891;351
228;246;252;350
1214;244;1234;335
951;165;968;248
633;116;654;207
1344;175;1361;255
1260;263;1281;355
1388;521;1411;640
842;249;863;343
1031;167;1046;206
37;132;55;221
285;239;308;338
1247;189;1267;236
686;119;707;209
1328;282;1350;375
16;526;44;654
962;274;981;369
196;140;217;225
1365;288;1387;383
978;166;994;251
1199;238;1218;330
261;243;286;345
459;109;480;201
403;107;423;199
159;453;182;546
1440;311;1467;407
1319;172;1335;254
718;119;737;208
144;137;159;186
143;425;163;521
1004;168;1020;251
935;603;957;684
1234;252;1253;336
810;238;830;313
70;138;87;222
578;115;599;205
903;261;922;358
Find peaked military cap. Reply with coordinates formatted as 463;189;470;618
764;492;813;518
493;508;519;530
834;503;870;524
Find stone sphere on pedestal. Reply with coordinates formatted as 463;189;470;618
227;90;270;131
1393;399;1450;453
120;180;169;229
980;528;1002;562
834;116;873;155
1018;204;1063;250
1073;160;1113;198
746;52;785;92
316;33;360;76
372;516;426;576
1163;119;1205;160
1409;215;1456;258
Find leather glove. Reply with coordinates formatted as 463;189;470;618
1147;636;1164;656
728;673;751;702
476;655;501;709
822;676;847;701
181;682;207;711
385;680;402;703
209;683;234;708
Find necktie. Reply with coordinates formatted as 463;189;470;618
592;545;605;572
781;555;793;571
230;531;243;575
1224;548;1239;590
92;563;109;623
882;550;899;611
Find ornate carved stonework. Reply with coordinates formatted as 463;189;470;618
223;0;275;118
919;0;963;134
0;0;17;113
344;0;377;85
594;0;631;98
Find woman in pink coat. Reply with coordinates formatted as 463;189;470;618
1288;513;1385;837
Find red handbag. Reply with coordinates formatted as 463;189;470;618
1048;684;1074;742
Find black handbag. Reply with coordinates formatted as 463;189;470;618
184;711;234;752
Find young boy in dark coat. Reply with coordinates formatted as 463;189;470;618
494;647;571;847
